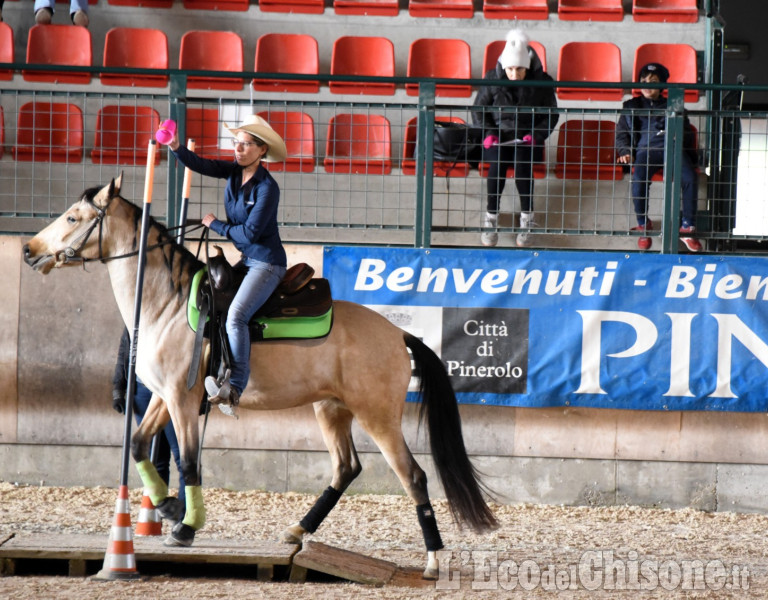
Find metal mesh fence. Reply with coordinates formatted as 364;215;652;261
1;83;765;254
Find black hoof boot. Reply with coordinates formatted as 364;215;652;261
156;497;184;524
164;522;196;547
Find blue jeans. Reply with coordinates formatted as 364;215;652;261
133;379;186;509
632;148;698;227
226;258;285;394
34;0;88;15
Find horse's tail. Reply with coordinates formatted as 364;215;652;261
404;333;498;533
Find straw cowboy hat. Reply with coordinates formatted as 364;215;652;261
224;114;287;162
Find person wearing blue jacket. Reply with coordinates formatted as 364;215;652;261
616;62;702;252
165;115;288;411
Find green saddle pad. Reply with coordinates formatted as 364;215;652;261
187;267;333;341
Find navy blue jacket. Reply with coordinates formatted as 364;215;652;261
172;144;286;267
615;95;698;165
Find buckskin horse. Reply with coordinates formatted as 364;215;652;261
22;175;497;578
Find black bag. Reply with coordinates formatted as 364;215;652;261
432;120;482;166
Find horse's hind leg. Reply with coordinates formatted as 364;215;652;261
359;423;443;580
283;399;362;544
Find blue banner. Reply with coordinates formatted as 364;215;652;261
323;246;768;412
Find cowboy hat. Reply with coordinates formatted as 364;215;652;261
224;114;287;162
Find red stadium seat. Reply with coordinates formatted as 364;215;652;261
330;36;395;96
324;113;392;175
180;31;244;91
100;28;168;88
185;107;229;160
23;24;91;84
482;39;547;75
334;0;399;16
633;0;697;22
0;22;13;81
91;105;162;165
408;0;473;18
406;38;472;98
253;33;319;93
557;42;623;101
259;0;324;14
183;0;249;9
555;120;623;180
483;0;548;20
12;102;84;163
633;43;699;102
257;110;316;173
558;0;624;20
402;116;471;177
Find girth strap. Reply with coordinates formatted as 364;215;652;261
187;294;209;390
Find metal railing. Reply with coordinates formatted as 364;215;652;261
1;65;766;254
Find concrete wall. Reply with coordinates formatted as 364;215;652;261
4;234;768;513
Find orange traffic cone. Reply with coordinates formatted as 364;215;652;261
92;484;141;581
134;489;162;536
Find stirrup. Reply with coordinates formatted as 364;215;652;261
205;369;231;405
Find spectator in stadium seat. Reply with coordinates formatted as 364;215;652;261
34;0;89;27
616;62;702;252
473;29;559;248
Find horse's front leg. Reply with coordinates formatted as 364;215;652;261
130;395;184;524
162;390;206;548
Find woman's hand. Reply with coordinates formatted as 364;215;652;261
616;154;632;165
202;213;217;228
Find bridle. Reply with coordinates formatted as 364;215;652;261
57;194;203;266
57;196;114;265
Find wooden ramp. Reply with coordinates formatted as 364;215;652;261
291;540;397;586
0;533;431;588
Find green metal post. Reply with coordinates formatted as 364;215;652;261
661;87;686;254
415;82;436;248
166;72;187;230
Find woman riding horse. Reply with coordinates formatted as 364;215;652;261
166;115;288;412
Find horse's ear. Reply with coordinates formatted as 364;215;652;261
113;172;123;196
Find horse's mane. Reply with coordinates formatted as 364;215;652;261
81;185;205;299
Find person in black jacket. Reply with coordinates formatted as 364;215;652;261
616;62;702;252
473;30;558;248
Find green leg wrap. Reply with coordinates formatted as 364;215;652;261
136;459;169;506
181;485;206;530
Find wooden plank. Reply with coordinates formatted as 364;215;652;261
0;533;299;567
292;541;397;586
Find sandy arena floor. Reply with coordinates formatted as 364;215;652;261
1;481;767;599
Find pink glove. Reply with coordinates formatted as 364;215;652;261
522;134;534;145
483;135;499;149
155;119;177;145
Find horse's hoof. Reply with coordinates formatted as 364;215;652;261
164;522;195;547
282;523;305;544
156;497;184;524
422;567;439;580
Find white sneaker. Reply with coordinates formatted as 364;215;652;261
481;212;498;247
516;212;536;248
